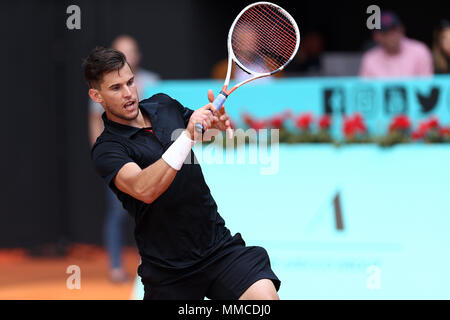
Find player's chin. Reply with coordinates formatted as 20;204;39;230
121;108;139;120
123;101;138;117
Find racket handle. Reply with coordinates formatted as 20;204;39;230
194;91;228;134
212;91;228;109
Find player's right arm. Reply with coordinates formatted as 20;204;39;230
101;103;218;204
114;159;177;204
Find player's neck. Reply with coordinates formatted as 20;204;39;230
128;109;151;128
106;109;151;128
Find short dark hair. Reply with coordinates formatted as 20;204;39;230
82;47;127;89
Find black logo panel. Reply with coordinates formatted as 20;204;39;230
324;88;345;115
352;85;376;119
384;86;407;115
416;86;440;114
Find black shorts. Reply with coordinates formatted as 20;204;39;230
141;235;280;300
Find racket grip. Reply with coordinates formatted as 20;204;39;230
212;91;228;109
194;91;228;134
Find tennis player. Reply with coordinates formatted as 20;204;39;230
83;47;280;300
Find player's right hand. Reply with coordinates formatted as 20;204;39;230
186;103;218;141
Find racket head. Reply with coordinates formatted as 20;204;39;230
227;1;300;77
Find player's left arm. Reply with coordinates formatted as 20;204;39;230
174;91;232;140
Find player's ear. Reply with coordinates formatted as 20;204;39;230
89;88;103;104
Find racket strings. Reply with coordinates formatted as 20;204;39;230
235;18;294;62
253;5;297;46
235;17;294;69
249;6;297;64
231;4;298;74
232;26;293;71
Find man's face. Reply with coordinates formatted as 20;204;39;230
373;27;404;54
90;63;139;124
113;38;141;72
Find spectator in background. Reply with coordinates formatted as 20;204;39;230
288;31;325;76
88;35;160;283
432;20;450;74
359;11;433;77
211;57;241;80
211;23;284;81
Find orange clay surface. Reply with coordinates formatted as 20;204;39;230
0;245;140;300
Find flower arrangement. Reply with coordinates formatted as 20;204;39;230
378;114;411;147
209;111;450;146
240;111;335;143
289;113;334;143
342;113;371;143
411;117;450;143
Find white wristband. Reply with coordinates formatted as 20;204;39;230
161;130;196;170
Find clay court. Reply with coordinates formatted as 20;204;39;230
0;246;140;300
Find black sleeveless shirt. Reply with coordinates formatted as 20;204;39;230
91;93;234;283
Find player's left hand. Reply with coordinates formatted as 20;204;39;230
207;90;233;139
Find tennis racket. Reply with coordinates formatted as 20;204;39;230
195;1;300;134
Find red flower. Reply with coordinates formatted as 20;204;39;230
411;117;440;140
269;115;284;129
389;114;411;132
428;117;440;129
241;113;267;130
411;131;424;140
342;113;367;138
419;121;430;132
295;113;314;130
439;127;450;137
242;113;254;128
411;126;427;140
251;120;267;130
352;113;367;132
343;119;355;137
267;110;294;128
318;114;332;130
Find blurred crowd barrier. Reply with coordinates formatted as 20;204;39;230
144;76;450;143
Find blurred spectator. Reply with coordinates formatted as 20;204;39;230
88;34;160;283
288;31;325;76
211;23;283;81
432;20;450;74
211;58;240;80
359;11;433;77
